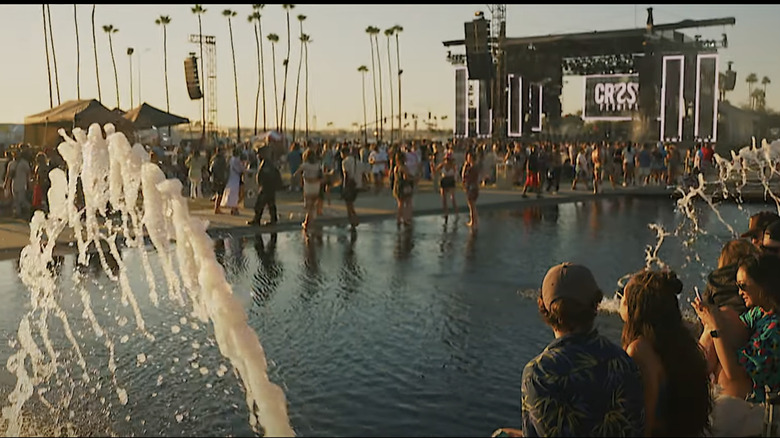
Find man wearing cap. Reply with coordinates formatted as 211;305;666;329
494;263;645;437
741;211;780;248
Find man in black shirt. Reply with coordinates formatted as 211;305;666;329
247;146;282;226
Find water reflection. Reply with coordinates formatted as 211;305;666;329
300;231;324;302
465;229;477;262
251;233;282;306
223;235;249;279
337;230;362;301
394;228;414;261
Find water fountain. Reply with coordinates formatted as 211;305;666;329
1;124;293;437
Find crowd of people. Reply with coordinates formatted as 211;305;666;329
1;136;720;230
492;210;780;437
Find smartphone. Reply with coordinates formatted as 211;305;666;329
694;286;702;301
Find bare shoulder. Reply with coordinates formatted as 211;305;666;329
625;337;658;365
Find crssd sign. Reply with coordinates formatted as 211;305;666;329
584;74;640;120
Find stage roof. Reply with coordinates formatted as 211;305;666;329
443;17;734;57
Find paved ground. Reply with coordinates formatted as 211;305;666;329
0;179;677;261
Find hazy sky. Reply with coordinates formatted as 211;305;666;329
1;4;777;132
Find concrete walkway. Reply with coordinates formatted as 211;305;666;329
0;181;676;260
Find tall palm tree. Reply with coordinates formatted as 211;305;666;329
102;24;120;109
302;33;311;142
248;5;267;135
358;65;369;143
47;5;61;105
223;9;241;143
746;72;758;109
393;25;403;141
762;76;771;99
127;47;134;108
91;4;101;101
155;15;172;116
42;5;53;108
291;14;306;142
370;26;384;141
74;4;81;99
267;33;280;131
384;27;395;145
192;4;207;140
280;4;295;143
366;26;379;141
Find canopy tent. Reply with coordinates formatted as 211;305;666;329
24;99;134;148
123;102;190;130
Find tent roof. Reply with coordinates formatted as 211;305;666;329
123;102;190;129
24;99;124;126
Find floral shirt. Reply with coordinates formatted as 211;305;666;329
738;307;780;403
521;329;645;437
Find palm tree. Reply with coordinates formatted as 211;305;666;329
42;5;53;108
393;25;403;141
192;4;207;140
370;26;384;142
47;5;61;105
366;26;379;141
127;47;134;108
248;5;266;135
223;9;241;143
752;88;765;112
102;24;120;109
302;33;312;142
746;72;758;109
358;65;369;143
384;27;395;145
291;14;306;142
155;15;172;116
280;4;295;143
762;76;771;100
91;5;101;101
267;33;280;131
74;4;81;99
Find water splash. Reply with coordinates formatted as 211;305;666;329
1;125;294;437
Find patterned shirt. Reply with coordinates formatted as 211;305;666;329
521;329;645;437
738;307;780;403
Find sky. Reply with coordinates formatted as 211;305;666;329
1;4;778;133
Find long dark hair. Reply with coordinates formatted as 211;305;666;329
621;270;711;437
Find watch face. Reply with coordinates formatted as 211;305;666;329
710;330;719;338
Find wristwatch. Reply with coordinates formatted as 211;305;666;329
710;329;719;338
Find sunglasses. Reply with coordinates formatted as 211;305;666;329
736;281;749;291
615;288;625;300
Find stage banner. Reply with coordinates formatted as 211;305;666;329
583;74;639;120
455;67;467;137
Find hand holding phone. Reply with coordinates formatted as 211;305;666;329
694;286;702;302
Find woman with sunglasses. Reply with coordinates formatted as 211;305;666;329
693;254;780;434
619;270;712;437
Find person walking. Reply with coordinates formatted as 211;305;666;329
210;146;228;214
293;149;323;231
247;146;282;226
220;147;246;216
340;147;360;228
435;151;459;222
185;148;207;199
462;149;480;229
392;151;414;227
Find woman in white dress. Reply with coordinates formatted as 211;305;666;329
220;147;246;216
